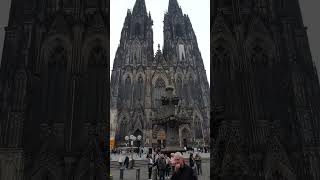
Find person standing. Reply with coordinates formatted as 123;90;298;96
189;153;197;176
124;155;129;169
189;153;195;169
194;153;202;175
171;152;197;180
157;154;166;180
152;163;158;180
170;153;175;175
165;155;171;178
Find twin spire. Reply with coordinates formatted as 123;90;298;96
131;0;182;16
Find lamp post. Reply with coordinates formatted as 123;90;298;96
125;136;129;147
129;135;136;168
137;135;142;158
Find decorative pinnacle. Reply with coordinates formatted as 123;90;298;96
158;44;160;50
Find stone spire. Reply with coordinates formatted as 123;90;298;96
168;0;182;15
132;0;147;16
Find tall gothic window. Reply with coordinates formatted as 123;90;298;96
136;75;144;102
153;78;166;107
87;45;106;124
175;24;183;37
194;117;203;139
176;76;183;98
47;45;67;123
193;79;201;104
187;76;194;103
124;76;132;104
119;117;127;141
134;23;141;36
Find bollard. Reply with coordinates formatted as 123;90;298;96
120;167;124;180
136;168;140;180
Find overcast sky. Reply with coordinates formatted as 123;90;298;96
110;0;210;83
0;0;319;81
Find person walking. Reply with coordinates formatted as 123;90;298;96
194;153;202;175
170;153;175;175
171;152;197;180
157;154;166;180
165;155;171;178
189;153;197;177
124;155;129;169
189;153;195;169
148;154;154;180
118;154;124;168
152;163;158;180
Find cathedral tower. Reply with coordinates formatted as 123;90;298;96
211;0;320;179
111;0;210;148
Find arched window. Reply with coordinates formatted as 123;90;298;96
47;45;67;123
175;24;183;37
134;23;141;36
194;117;203;139
119;117;127;141
153;78;166;107
187;76;194;103
135;75;144;102
176;76;183;98
87;45;106;123
123;76;132;104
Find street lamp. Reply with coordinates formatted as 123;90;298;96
129;135;136;169
137;135;142;158
125;136;129;147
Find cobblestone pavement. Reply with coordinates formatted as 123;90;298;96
110;156;210;180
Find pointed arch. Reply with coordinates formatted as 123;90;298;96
175;74;183;98
40;36;71;124
30;149;63;180
134;72;145;103
116;110;130;143
179;125;192;147
82;35;108;72
245;16;275;66
152;77;167;107
264;136;296;180
122;75;132;105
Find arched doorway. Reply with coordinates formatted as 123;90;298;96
157;129;166;148
133;129;143;147
180;127;191;148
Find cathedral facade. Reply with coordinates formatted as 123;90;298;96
0;0;109;179
110;0;210;148
211;0;320;179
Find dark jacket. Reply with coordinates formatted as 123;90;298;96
171;164;197;180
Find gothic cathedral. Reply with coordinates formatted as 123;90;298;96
110;0;210;148
0;0;109;179
211;0;320;179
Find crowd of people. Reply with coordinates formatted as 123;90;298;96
146;151;202;180
115;147;205;180
123;152;202;180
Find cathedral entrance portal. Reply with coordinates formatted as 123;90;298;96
133;129;143;147
180;128;191;148
157;129;166;148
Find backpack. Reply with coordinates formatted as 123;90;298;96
158;158;166;170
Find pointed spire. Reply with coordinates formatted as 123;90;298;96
132;0;147;16
168;0;182;14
